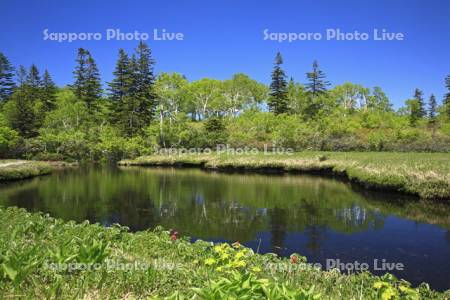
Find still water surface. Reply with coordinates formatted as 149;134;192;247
0;167;449;290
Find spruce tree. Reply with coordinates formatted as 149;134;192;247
84;53;102;109
413;88;426;118
72;48;102;110
108;49;131;103
8;67;39;137
0;52;16;102
73;48;88;100
16;65;27;86
444;75;450;119
134;42;156;127
41;70;57;112
427;94;437;126
108;49;134;131
305;60;330;96
268;52;288;114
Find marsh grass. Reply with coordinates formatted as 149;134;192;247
0;160;52;181
0;207;448;299
119;152;450;200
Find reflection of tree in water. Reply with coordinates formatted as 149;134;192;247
304;225;326;256
302;200;325;256
269;207;287;256
2;167;449;246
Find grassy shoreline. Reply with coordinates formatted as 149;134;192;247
0;160;54;181
0;206;448;299
119;152;450;200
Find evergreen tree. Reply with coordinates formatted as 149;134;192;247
305;60;330;96
8;87;36;137
41;70;57;112
0;52;16;102
16;65;27;86
84;54;102;109
72;48;88;99
413;88;426;118
268;52;288;114
134;42;156;127
7;66;40;137
72;48;102;110
107;49;134;132
444;75;450;119
108;49;131;103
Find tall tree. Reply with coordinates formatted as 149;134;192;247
0;52;16;102
268;52;288;114
134;42;156;127
16;65;27;86
305;60;330;96
444;75;450;119
413;88;426;118
41;70;57;112
108;49;131;103
72;48;102;110
108;49;132;127
7;66;39;137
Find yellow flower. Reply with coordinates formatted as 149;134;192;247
251;266;261;273
204;258;217;266
232;260;246;268
235;251;245;259
220;253;230;260
216;266;224;272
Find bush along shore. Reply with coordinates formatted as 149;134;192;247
0;206;448;299
119;152;450;200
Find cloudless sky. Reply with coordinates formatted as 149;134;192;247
1;0;449;108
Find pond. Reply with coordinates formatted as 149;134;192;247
0;166;449;290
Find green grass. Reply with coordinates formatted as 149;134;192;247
0;160;53;181
0;206;448;299
119;152;450;200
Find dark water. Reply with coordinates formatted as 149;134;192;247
0;167;449;290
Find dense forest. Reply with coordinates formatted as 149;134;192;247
0;42;449;161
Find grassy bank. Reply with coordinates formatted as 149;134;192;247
0;207;447;299
119;152;450;200
0;160;53;181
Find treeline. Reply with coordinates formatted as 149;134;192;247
0;44;449;161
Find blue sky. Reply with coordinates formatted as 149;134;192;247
0;0;449;108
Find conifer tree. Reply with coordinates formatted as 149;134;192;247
108;49;131;103
134;42;156;127
268;52;288;114
444;75;450;119
428;94;437;125
8;66;39;137
108;49;134;131
16;65;27;86
72;48;102;110
305;60;330;96
0;52;16;102
413;88;426;118
41;70;57;112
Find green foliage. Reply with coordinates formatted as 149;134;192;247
0;207;447;299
